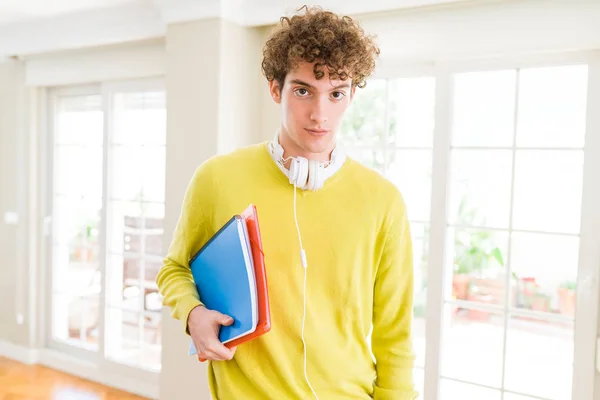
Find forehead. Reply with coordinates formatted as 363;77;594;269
285;61;350;89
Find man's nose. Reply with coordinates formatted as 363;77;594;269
309;98;328;125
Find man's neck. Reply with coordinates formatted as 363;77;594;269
277;131;334;169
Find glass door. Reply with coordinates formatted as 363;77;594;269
430;59;598;400
48;88;104;357
46;79;166;378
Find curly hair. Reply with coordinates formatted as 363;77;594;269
261;5;380;89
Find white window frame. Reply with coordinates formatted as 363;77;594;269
41;77;165;398
373;50;600;400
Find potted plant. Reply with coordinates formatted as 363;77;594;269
557;280;576;316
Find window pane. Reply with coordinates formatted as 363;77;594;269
451;70;516;147
54;145;103;198
411;223;429;368
511;232;579;315
388;77;435;147
55;95;103;145
52;294;99;350
105;308;141;366
440;379;501;400
340;79;386;147
504;317;573;399
448;150;513;229
52;196;101;294
516;65;588;148
107;201;142;254
448;228;508;306
142;311;162;371
413;367;424;399
442;306;505;388
105;254;140;311
113;91;166;146
346;148;385;172
504;393;547;400
141;146;166;203
387;150;432;222
512;150;584;234
111;145;144;201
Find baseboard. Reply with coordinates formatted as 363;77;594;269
0;339;39;364
0;341;158;399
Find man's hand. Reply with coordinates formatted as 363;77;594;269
188;305;237;361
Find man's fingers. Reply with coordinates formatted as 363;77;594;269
208;341;235;360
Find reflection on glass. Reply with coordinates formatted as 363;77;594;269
504;317;573;399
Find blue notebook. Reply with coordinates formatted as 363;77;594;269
188;215;258;355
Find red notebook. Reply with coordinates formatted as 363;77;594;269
198;204;271;362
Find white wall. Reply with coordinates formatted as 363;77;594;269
161;17;267;400
0;59;32;349
359;0;600;63
24;39;166;87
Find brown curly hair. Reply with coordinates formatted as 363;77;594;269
261;5;380;90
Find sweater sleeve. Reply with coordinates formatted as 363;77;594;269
155;163;213;335
372;194;419;400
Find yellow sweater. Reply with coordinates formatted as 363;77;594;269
156;142;418;399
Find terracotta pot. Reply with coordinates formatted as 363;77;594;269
452;274;471;300
558;288;576;316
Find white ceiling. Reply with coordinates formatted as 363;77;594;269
0;0;474;58
0;0;143;26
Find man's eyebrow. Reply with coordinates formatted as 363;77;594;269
289;79;351;90
290;79;315;89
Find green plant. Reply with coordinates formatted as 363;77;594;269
453;195;505;276
559;280;577;291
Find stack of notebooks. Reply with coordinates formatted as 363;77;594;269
188;204;271;361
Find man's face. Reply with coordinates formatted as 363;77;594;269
269;61;356;160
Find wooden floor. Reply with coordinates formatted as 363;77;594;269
0;357;149;400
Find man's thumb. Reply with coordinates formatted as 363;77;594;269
220;314;234;325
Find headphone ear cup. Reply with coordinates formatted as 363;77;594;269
314;161;323;190
307;160;316;190
292;157;309;188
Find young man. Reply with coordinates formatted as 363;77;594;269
156;6;417;400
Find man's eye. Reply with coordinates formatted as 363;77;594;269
332;91;345;100
295;88;309;96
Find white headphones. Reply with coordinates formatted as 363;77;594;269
267;132;346;191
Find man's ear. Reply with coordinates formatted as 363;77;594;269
269;80;282;104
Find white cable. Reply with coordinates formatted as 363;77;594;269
293;184;319;400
